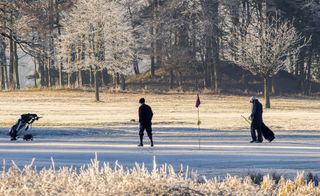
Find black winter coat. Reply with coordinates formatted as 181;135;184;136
139;104;153;125
250;100;263;127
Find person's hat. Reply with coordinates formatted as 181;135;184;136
249;96;257;102
139;98;145;104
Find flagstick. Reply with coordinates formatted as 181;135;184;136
198;107;200;150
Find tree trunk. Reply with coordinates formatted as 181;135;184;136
38;56;45;87
264;77;271;109
0;66;5;90
304;54;312;96
1;6;7;89
0;35;6;89
212;1;220;92
0;64;4;90
48;0;55;88
47;55;52;88
4;57;8;89
150;23;155;78
204;29;212;89
67;72;71;88
94;67;100;102
178;71;183;89
58;59;62;88
33;57;37;87
13;41;20;89
56;0;62;88
204;34;212;89
297;51;306;93
213;62;218;92
90;66;94;87
51;66;56;87
150;55;155;78
115;72;120;88
9;13;15;90
77;70;82;88
149;1;157;78
271;76;276;95
155;1;162;70
133;58;140;75
170;70;174;89
120;74;126;91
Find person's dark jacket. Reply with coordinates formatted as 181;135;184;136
250;99;263;126
139;104;153;126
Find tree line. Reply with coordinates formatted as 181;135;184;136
0;0;319;107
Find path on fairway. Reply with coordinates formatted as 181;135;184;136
0;127;319;179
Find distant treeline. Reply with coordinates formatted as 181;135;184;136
0;0;319;106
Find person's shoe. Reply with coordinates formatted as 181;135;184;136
151;143;154;147
268;136;275;142
137;144;143;147
250;140;256;143
10;137;17;141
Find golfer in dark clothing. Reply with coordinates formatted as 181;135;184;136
249;96;263;143
138;98;154;147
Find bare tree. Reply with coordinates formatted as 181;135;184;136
228;16;310;108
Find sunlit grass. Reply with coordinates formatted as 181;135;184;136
0;90;319;131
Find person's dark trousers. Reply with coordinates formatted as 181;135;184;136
139;123;153;146
251;122;263;142
256;126;263;142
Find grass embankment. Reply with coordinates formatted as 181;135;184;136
0;90;319;130
0;159;319;195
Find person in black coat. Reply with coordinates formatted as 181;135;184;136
249;96;263;143
138;98;154;147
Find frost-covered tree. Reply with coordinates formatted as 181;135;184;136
0;0;74;89
228;16;310;108
58;0;134;101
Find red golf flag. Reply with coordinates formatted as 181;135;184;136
195;94;201;108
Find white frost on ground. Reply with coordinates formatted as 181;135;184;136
0;126;319;179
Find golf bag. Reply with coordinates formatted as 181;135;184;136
9;113;40;141
261;122;275;142
241;115;275;142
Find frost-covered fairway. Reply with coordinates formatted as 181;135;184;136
0;126;319;179
0;90;319;179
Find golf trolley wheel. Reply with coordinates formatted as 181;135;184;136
23;134;33;141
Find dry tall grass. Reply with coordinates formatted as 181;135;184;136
0;157;319;195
